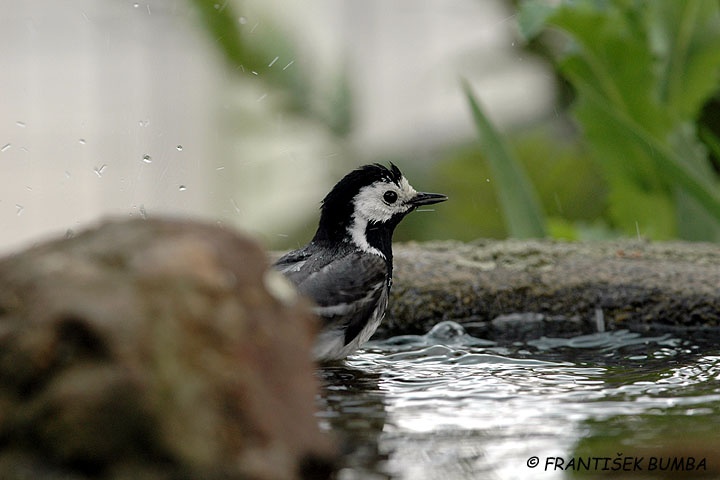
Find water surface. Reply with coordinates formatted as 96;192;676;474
318;321;720;479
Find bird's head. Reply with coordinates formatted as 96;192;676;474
313;163;447;257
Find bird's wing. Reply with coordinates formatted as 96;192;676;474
292;249;386;307
277;248;388;342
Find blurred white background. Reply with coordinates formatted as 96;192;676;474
0;0;554;254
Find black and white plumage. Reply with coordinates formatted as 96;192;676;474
274;163;447;361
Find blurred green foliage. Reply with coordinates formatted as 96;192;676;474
188;0;352;135
518;0;720;241
188;0;720;243
404;126;608;242
412;0;720;242
189;1;306;109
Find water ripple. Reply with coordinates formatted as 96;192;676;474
320;321;720;480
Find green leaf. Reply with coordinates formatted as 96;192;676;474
535;0;720;240
188;0;256;72
461;79;547;238
676;188;720;241
699;125;720;161
579;84;720;223
607;180;676;240
551;3;668;128
651;0;720;119
186;0;313;116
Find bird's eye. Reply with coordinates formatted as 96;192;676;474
383;190;398;204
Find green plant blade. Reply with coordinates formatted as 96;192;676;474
461;79;547;238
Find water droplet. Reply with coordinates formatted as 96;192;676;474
486;178;491;182
16;121;26;128
178;185;187;191
238;16;247;24
142;154;152;164
1;143;11;152
268;56;279;67
139;204;147;219
138;119;149;127
176;145;183;151
15;204;24;216
216;166;225;171
65;171;71;179
133;3;139;8
93;164;107;178
78;138;86;145
65;229;75;239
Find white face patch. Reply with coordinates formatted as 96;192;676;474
352;176;418;224
347;176;418;256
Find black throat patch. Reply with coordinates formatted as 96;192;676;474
365;213;405;269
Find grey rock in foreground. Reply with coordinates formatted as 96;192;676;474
382;240;720;341
0;219;333;480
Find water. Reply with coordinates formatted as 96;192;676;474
318;321;720;479
93;164;107;178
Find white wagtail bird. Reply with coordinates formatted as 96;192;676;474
274;163;447;362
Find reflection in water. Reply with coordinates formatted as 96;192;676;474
317;366;389;479
317;321;720;479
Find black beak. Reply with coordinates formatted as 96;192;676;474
409;192;448;207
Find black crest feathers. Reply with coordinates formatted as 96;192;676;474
313;163;403;244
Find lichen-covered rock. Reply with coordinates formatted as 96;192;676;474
0;218;334;480
382;240;720;340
